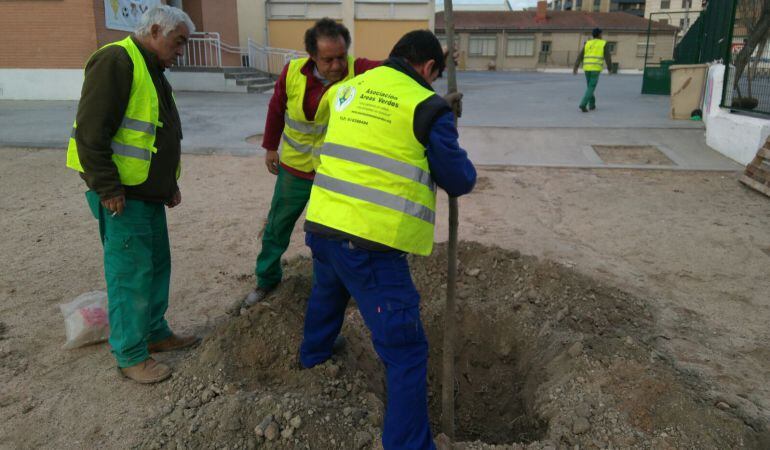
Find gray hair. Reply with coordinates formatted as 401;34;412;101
134;5;195;37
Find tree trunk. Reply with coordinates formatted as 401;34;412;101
733;2;770;90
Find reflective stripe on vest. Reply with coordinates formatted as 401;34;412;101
583;39;606;72
314;173;435;224
112;142;152;160
281;56;355;172
284;113;326;135
320;142;435;190
65;37;179;186
281;132;314;154
305;65;437;255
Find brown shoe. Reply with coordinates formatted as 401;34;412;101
148;334;201;353
118;358;172;384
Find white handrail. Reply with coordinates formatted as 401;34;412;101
177;32;306;72
248;37;307;74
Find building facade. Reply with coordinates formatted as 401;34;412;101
551;0;613;13
260;0;433;59
644;0;703;36
436;7;677;71
0;0;432;99
0;0;244;99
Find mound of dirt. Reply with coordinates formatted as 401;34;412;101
137;243;767;449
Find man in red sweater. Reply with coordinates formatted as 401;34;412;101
241;18;380;307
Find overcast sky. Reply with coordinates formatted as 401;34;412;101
436;0;540;10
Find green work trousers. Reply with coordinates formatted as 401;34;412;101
580;71;601;109
255;166;313;289
86;190;173;368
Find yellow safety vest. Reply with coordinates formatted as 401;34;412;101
66;37;178;185
583;39;606;72
282;56;355;172
305;65;437;255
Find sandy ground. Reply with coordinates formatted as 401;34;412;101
1;148;769;448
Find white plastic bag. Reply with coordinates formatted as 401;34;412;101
59;291;110;349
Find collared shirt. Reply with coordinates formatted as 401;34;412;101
75;36;182;203
261;57;381;180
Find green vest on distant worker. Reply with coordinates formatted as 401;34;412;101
583;39;606;72
66;36;178;185
282;56;355;172
305;65;437;255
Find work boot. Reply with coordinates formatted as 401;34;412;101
332;335;346;354
296;335;346;370
296;350;307;370
589;104;596;111
119;358;172;384
579;105;588;113
227;285;275;316
148;334;200;353
243;286;274;308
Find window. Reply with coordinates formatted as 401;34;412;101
637;42;654;58
593;0;601;11
507;36;535;57
681;0;692;7
576;0;583;8
679;18;690;29
606;41;617;55
661;0;670;9
541;41;552;53
469;36;497;57
659;18;669;25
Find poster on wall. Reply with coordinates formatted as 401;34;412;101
104;0;162;32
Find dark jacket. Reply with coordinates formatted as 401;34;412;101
305;57;477;251
74;36;182;203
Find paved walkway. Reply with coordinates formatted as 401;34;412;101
0;72;740;170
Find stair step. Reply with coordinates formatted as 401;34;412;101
247;83;275;93
235;77;271;86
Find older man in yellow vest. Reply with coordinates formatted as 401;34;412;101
67;6;199;384
241;18;382;308
573;27;613;112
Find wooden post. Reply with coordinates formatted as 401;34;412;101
441;0;459;441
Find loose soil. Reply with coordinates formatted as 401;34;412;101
591;145;674;166
1;148;769;448
135;244;764;449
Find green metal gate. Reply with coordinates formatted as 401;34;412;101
642;2;736;95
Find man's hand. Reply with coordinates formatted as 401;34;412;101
101;195;126;216
443;46;460;67
444;92;463;118
166;190;182;208
265;150;279;175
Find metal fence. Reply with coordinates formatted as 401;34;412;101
673;1;735;65
722;0;770;116
642;9;704;95
179;32;223;67
537;50;579;68
177;32;306;76
247;39;307;75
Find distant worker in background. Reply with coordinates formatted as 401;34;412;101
66;6;199;384
573;27;613;113
239;18;382;309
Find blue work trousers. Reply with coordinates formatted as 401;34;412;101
300;233;435;450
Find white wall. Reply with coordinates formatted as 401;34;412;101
0;69;83;100
165;72;247;93
703;64;770;165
